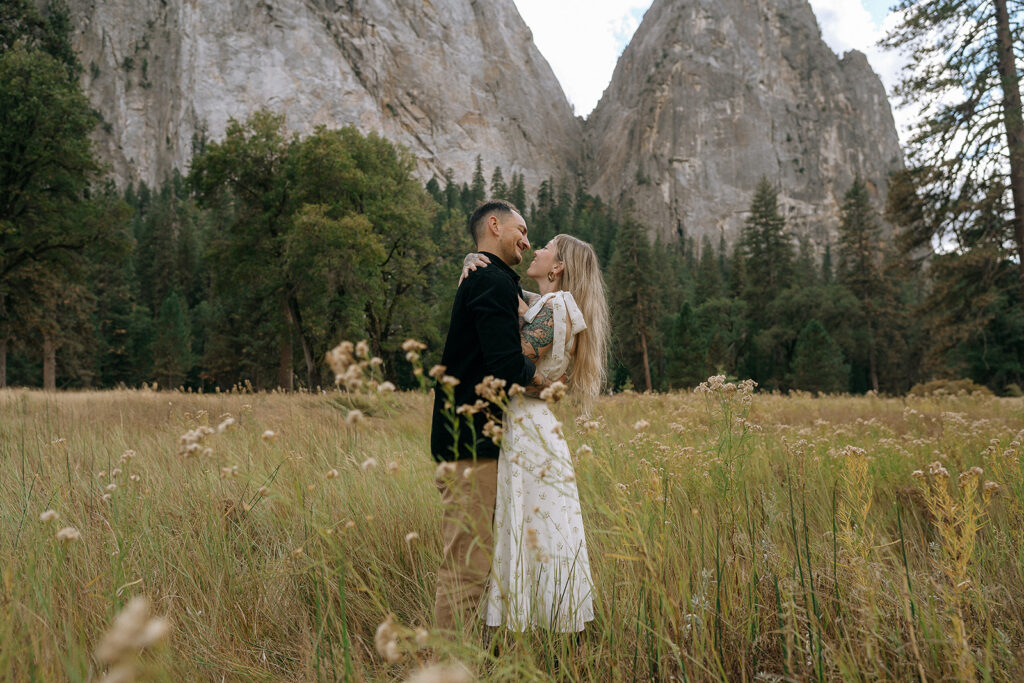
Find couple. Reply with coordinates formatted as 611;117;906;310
429;199;609;635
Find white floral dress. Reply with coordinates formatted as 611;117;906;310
485;291;595;632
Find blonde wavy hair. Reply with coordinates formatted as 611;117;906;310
553;234;609;405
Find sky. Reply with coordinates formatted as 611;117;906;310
511;0;912;138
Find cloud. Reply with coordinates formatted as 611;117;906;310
512;0;651;117
807;0;914;141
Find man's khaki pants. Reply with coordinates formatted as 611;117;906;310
433;458;499;632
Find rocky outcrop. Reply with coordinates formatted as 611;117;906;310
67;0;582;191
584;0;904;246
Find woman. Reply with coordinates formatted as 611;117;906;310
462;234;609;633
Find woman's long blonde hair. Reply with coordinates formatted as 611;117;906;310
553;234;609;405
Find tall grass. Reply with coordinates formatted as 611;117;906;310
1;383;1022;681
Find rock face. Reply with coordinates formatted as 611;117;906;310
584;0;904;246
67;0;582;191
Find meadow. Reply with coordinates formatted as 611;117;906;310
1;377;1022;681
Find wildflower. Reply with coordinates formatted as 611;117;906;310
428;364;447;380
370;356;384;368
456;399;488;416
258;486;269;497
577;445;594;457
219;466;239;479
435;462;457;480
508;383;525;397
40;510;59;523
634;419;650;432
911;470;925;480
217;417;236;433
475;376;507;402
414;627;430;647
355;340;370;358
983;481;1000;496
405;532;420;543
346;409;365;426
615;483;628;493
95;596;171;668
405;663;473;683
102;494;112;502
106;483;117;492
582;420;600;432
401;339;427;353
440;375;460;388
526;527;539;551
405;351;420;363
374;614;402;663
261;430;277;441
387;461;400;474
345;520;356;529
482;420;504;445
326;469;339;479
291;547;304;558
361;457;378;470
120;449;137;462
378;381;396;393
927;461;950;480
959;467;982;488
540;381;568;403
129;474;141;483
56;527;82;544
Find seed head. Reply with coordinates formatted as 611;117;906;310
428;364;447;380
361;457;378;470
355;340;370;358
634;419;650;432
378;381;396;393
261;430;277;441
40;509;59;523
387;461;400;474
258;486;270;497
106;483;117;492
540;381;568;402
56;527;82;544
374;614;402;663
405;531;420;543
401;339;427;352
326;469;339;479
217;417;236;433
577;444;594;457
346;409;365;426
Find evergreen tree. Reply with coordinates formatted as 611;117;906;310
789;319;849;394
510;172;527;212
151;289;192;388
490;166;508;200
882;0;1024;305
609;215;659;391
694;234;722;303
470;155;487;205
837;176;891;392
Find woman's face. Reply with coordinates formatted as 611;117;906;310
527;239;560;281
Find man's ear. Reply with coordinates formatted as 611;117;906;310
487;215;501;238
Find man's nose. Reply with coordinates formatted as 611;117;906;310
521;237;531;250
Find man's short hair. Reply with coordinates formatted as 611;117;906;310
468;199;520;244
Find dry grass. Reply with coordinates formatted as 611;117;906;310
1;384;1023;681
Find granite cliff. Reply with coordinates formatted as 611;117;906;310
584;0;904;245
66;0;582;191
66;0;902;245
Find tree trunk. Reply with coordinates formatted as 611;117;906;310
43;332;56;390
286;293;317;390
0;336;6;389
993;0;1024;300
867;318;879;394
639;328;652;393
278;297;294;391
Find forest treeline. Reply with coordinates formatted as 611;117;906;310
2;0;1022;395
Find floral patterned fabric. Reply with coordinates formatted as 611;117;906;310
485;291;595;632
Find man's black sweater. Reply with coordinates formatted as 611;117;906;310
429;252;536;462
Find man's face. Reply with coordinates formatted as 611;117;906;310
496;211;530;266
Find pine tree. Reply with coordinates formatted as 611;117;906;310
609;215;658;391
470;155;487;205
490;166;508;200
789;319;849;394
510;172;527;212
882;0;1024;305
837;176;890;392
151;289;192;388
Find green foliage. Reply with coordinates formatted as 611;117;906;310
151;289;193;388
789;319;849;394
608;215;659;391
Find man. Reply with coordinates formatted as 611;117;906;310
430;199;560;633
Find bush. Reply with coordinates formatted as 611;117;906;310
907;378;994;397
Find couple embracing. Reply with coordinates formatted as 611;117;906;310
430;199;609;637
